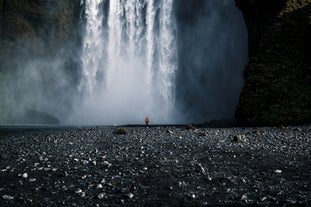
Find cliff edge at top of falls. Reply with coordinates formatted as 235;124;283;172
236;0;311;126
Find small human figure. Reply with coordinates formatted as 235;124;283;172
145;117;149;125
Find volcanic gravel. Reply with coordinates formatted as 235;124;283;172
0;125;310;206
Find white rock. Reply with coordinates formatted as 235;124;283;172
197;163;205;173
1;166;10;172
75;189;82;194
103;161;111;167
22;173;28;179
168;130;174;134
261;196;267;201
2;195;14;200
29;178;36;182
101;178;106;184
241;194;248;202
98;193;104;199
127;193;134;199
274;169;282;174
96;184;103;189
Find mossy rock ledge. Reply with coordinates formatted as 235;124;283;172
235;0;311;126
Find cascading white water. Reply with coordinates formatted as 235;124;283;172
76;0;178;124
158;1;177;104
71;0;248;125
79;0;105;95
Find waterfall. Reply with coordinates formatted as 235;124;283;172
79;0;104;95
77;0;178;124
73;0;248;125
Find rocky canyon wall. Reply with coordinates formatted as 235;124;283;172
236;0;311;126
0;0;81;123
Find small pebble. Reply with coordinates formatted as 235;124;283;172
96;184;103;189
2;195;14;200
29;178;36;182
75;189;82;194
103;161;111;167
241;195;248;202
127;193;134;199
22;173;28;179
261;197;267;202
98;193;104;199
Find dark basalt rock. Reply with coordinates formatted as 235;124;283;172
114;128;127;135
235;0;311;126
0;125;310;206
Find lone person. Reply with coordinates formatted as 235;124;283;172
145;117;150;125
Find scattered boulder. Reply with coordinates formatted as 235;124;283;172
198;132;208;137
253;129;260;135
114;128;127;135
185;124;197;130
233;135;247;142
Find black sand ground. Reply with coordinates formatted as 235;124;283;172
0;125;310;206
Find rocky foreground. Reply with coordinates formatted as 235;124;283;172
0;125;310;206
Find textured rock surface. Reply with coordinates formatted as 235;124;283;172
0;0;81;124
236;0;311;126
0;0;79;56
0;125;310;206
0;0;80;76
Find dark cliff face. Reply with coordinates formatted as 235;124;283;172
0;0;81;123
0;0;80;56
236;0;311;126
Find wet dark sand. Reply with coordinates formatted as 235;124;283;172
0;125;310;206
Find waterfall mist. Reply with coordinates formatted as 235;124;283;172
69;0;248;125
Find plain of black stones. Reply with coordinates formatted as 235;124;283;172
0;125;310;206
